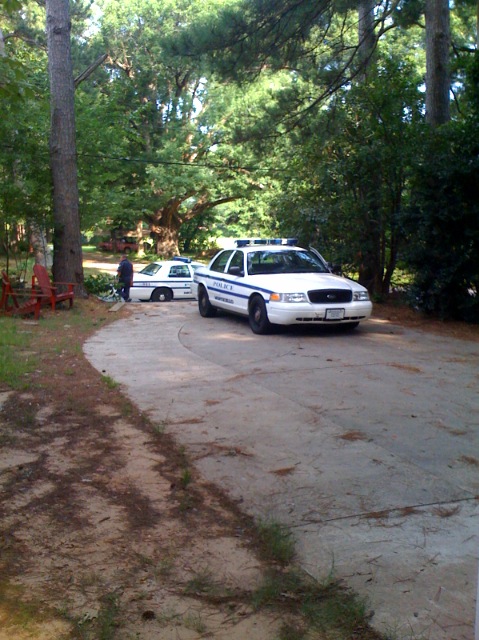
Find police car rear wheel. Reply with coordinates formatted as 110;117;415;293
198;286;217;317
249;295;272;334
151;287;173;302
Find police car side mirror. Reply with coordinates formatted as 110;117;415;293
228;266;244;277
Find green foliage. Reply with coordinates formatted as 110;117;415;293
0;0;51;244
393;0;423;29
83;273;117;297
1;0;22;11
268;50;424;294
73;0;272;250
1;0;479;318
403;120;479;322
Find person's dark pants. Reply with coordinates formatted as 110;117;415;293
117;282;131;301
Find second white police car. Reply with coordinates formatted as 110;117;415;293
131;258;203;302
192;240;372;334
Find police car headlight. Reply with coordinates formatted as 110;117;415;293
353;291;370;301
270;292;308;303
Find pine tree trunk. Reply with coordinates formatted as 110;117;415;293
425;0;450;126
358;0;376;72
46;0;86;294
357;0;382;295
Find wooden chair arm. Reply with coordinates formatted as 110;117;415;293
7;290;50;301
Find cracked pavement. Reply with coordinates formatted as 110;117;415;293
85;301;479;640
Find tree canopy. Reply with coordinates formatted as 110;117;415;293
0;0;478;319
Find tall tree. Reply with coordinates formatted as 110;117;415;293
46;0;84;291
358;0;376;69
90;0;265;256
356;0;382;292
425;0;450;125
269;49;423;296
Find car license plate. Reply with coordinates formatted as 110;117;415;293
326;308;345;320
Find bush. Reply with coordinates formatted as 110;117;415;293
403;121;479;322
84;273;118;297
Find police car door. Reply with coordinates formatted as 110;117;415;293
224;250;248;314
168;264;193;297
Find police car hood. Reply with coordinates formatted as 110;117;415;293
252;272;365;292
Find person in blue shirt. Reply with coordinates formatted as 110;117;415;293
117;254;134;302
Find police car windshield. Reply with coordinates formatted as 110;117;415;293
140;263;162;276
247;250;329;275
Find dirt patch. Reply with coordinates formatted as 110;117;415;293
0;298;388;639
372;299;479;342
2;290;476;639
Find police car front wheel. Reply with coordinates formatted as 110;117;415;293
249;295;272;334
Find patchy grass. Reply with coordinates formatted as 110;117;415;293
0;318;39;388
252;568;382;639
255;519;296;566
179;466;193;489
0;294;388;640
101;374;120;389
69;592;121;640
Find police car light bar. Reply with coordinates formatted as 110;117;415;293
172;256;192;263
235;238;298;247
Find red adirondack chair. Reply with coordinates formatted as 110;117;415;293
32;264;75;311
1;271;44;320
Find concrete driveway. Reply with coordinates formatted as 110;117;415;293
84;302;479;640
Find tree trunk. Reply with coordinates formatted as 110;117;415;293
357;201;383;294
135;220;145;257
357;0;382;295
150;224;181;257
425;0;450;126
46;0;86;294
358;0;376;73
29;222;53;269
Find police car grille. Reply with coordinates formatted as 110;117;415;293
308;289;352;303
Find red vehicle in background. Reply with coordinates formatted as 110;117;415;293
98;237;139;253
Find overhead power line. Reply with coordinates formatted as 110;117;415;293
77;152;290;175
0;145;292;177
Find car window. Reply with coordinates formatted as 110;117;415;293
227;250;244;274
210;250;233;273
139;263;162;276
247;250;328;275
168;265;190;277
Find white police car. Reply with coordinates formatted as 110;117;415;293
192;240;372;334
131;258;204;302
